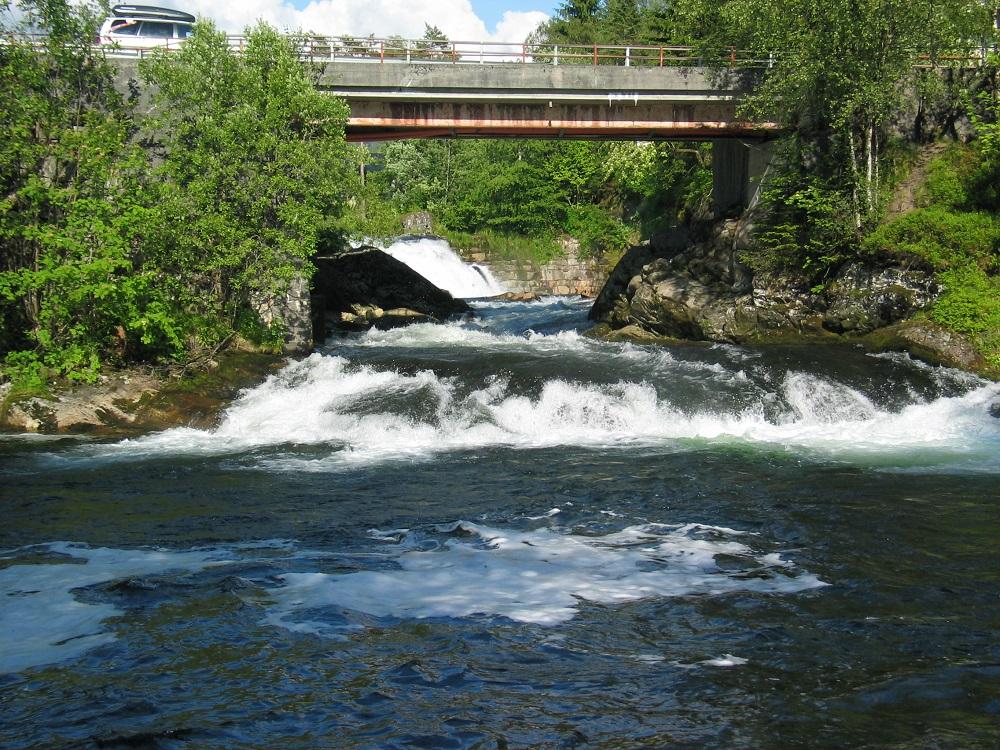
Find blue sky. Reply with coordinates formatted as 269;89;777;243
165;0;556;42
282;0;559;34
453;0;559;30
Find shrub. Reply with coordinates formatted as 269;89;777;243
922;146;978;209
931;265;1000;369
566;204;633;258
744;176;856;281
861;207;999;271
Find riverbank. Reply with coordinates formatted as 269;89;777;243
588;235;995;378
0;350;286;436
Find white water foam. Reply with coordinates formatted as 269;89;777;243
263;522;826;632
69;350;1000;470
379;237;506;298
0;543;227;674
0;525;821;672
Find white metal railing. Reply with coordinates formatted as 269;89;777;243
9;32;775;67
13;33;996;67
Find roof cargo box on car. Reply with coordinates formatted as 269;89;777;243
110;5;196;23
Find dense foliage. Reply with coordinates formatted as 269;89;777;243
0;0;144;383
140;23;351;346
0;0;353;386
863;144;1000;368
358;137;711;262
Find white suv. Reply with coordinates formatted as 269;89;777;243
98;5;195;51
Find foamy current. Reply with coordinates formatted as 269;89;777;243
0;521;824;672
69;308;1000;471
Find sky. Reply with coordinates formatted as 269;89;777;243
158;0;560;44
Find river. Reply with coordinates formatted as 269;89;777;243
2;240;999;749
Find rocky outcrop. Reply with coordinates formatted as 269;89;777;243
312;246;470;333
0;351;284;435
863;320;987;372
591;218;828;342
588;216;980;371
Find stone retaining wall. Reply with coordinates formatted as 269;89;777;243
457;239;608;298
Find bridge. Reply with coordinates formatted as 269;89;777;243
110;37;780;213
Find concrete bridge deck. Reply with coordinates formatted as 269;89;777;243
316;62;774;142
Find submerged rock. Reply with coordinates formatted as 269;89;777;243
495;291;541;303
313;246;470;332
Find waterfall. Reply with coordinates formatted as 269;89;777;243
379;237;506;299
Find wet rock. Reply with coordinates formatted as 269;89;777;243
821;264;938;334
496;292;540;302
313;246;469;332
864;320;986;372
589;216;962;367
989;402;1000;419
402;210;434;233
1;350;285;435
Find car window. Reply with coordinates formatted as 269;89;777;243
175;23;193;39
138;21;174;38
110;20;140;35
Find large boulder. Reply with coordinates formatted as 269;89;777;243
312;246;470;331
589;217;955;358
589;218;829;343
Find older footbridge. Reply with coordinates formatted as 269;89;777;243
112;38;780;214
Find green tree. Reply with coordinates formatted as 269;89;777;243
140;22;353;343
676;0;994;229
0;0;177;381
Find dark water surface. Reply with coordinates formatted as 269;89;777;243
2;297;999;749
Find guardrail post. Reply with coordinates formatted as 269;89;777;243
729;45;736;65
522;44;526;63
768;51;774;68
593;44;597;65
554;44;558;65
625;47;630;67
659;47;664;67
380;40;384;63
452;41;457;63
406;40;411;63
479;41;483;64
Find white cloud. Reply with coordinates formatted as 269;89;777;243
175;0;549;43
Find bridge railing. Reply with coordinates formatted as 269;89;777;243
7;32;773;67
273;36;774;68
14;32;994;68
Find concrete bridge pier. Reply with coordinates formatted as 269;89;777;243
712;140;775;217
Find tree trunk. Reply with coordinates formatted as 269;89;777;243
864;120;874;215
848;129;862;229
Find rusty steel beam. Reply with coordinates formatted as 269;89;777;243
343;99;779;141
345;123;779;142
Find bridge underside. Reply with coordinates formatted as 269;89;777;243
344;101;778;142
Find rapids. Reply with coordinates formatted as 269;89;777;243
2;244;998;748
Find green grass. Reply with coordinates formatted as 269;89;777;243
862;143;1000;371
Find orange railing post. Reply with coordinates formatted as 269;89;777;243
593;44;598;65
